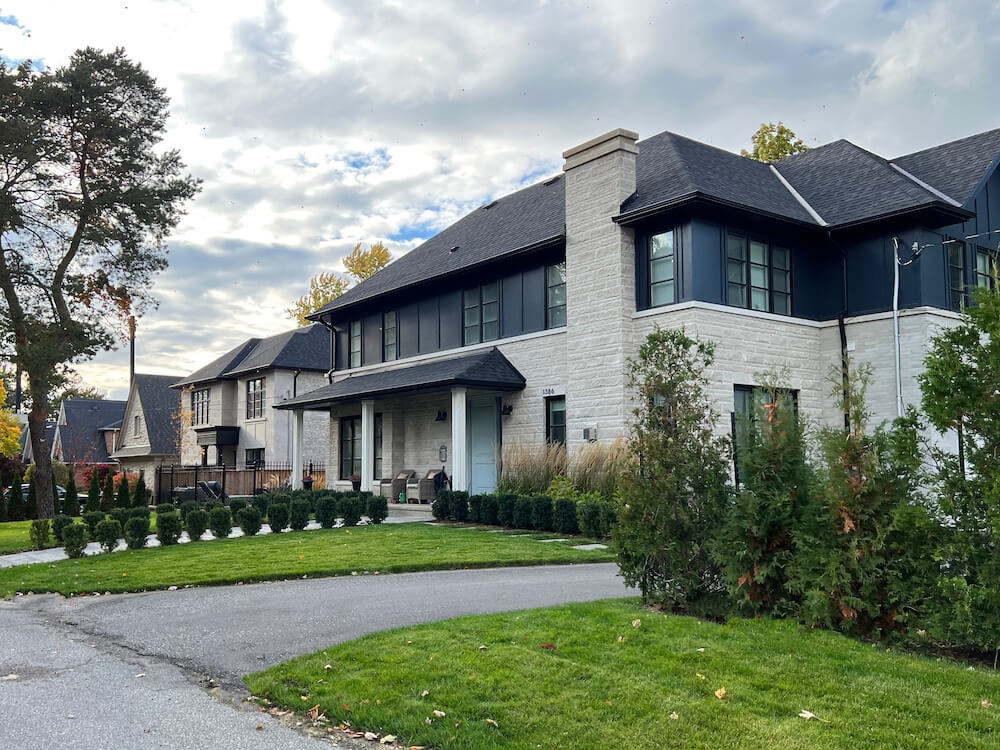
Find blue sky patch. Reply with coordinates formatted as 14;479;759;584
343;147;391;172
0;13;24;29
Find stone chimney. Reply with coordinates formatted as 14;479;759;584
562;128;638;447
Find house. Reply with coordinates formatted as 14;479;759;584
172;325;330;468
111;374;184;480
19;418;55;466
274;126;1000;495
50;398;127;479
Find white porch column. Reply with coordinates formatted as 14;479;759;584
291;409;304;490
361;399;375;493
451;387;468;492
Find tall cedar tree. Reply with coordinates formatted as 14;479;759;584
25;472;36;519
63;472;79;517
0;49;199;517
918;280;1000;652
132;474;148;508
717;374;811;617
85;469;101;513
115;474;130;509
7;471;24;521
614;327;732;614
101;471;114;513
51;476;61;515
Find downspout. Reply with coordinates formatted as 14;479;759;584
317;317;337;384
892;237;904;418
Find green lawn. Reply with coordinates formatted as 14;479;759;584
0;520;39;555
246;599;999;750
0;523;612;596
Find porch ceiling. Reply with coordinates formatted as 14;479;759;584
274;347;526;411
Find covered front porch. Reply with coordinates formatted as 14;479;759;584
274;349;525;496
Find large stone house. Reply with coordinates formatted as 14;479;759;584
172;325;330;469
111;374;183;479
274;126;1000;494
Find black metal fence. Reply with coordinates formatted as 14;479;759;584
153;462;327;503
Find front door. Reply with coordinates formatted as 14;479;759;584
467;397;499;494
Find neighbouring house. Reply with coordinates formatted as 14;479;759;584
111;373;184;482
171;325;330;469
51;398;127;480
273;126;1000;495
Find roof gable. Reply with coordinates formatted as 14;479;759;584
892;128;1000;207
54;399;126;464
131;374;182;456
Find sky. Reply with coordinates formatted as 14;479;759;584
1;0;998;399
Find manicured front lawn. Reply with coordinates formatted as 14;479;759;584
0;523;612;596
246;599;1000;750
0;520;39;555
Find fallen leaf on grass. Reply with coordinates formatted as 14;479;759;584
696;647;705;653
632;619;642;628
696;673;706;680
798;709;830;723
540;644;556;650
424;717;432;726
714;687;727;700
617;636;627;642
432;709;446;718
379;736;396;745
342;703;351;712
669;712;679;720
982;699;993;709
478;645;488;651
324;664;332;671
364;732;378;740
307;705;324;720
485;718;499;728
421;689;429;697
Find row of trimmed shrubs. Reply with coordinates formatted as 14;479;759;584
431;490;615;539
30;489;390;557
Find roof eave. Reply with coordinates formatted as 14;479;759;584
827;201;974;232
613;192;822;230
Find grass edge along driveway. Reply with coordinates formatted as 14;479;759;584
0;523;613;597
245;598;1000;750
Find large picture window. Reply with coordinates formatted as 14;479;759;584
340;416;361;479
349;320;362;367
546;396;566;445
382;312;397;362
649;230;675;306
191;388;210;425
463;282;499;345
246;377;265;419
727;233;791;315
546;263;567;328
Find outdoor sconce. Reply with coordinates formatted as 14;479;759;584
435;410;447;422
500;403;513;416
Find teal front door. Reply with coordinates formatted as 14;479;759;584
467;397;499;494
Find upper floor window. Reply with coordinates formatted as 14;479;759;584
246;377;266;419
349;320;362;367
463;282;499;345
546;263;567;328
382;312;397;362
546;396;566;445
975;246;994;291
649;230;676;306
727;233;790;315
191;388;210;425
133;415;141;436
948;239;967;312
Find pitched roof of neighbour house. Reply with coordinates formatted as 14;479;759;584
19;421;56;464
274;348;525;410
53;399;127;464
311;127;995;319
173;325;329;388
113;374;183;459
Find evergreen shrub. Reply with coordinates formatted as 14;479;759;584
339;495;363;527
208;506;232;539
61;523;88;559
156;503;176;515
110;508;131;527
63;474;80;517
132;475;149;508
497;494;517;527
267;502;289;532
228;498;247;516
83;511;106;539
289;498;310;531
179;500;199;523
185;508;208;540
115;475;130;509
156;511;183;546
482;494;499;525
29;519;50;549
449;491;469;522
554;498;578;535
513;496;533;529
52;514;74;543
530;496;554;531
24;475;36;520
101;472;114;512
7;483;25;522
365;494;388;524
95;518;123;553
124;516;150;549
468;494;483;523
315;495;338;528
432;490;451;520
251;494;270;517
237;506;262;537
86;471;101;513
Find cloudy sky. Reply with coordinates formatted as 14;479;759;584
2;0;998;399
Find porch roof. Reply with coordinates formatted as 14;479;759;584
274;348;526;411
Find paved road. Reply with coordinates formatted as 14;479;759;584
2;563;632;749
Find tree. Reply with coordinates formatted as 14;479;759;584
286;241;392;326
115;473;130;509
0;381;21;457
132;473;149;508
740;122;809;162
85;468;100;513
24;472;36;519
63;472;79;517
0;49;199;518
101;471;114;513
1;365;105;413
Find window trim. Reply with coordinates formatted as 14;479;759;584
191;388;210;426
648;229;676;308
245;448;265;467
349;320;362;368
133;414;140;437
975;245;994;292
948;238;967;312
382;311;397;362
545;395;566;445
463;281;500;346
246;377;266;420
726;231;791;315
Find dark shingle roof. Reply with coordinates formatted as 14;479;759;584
133;374;182;456
892;128;1000;206
173;325;329;387
311;177;566;317
619;131;817;224
773;140;946;226
56;399;126;463
275;348;525;409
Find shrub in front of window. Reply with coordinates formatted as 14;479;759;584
51;514;74;544
481;495;499;525
432;490;452;520
339;495;363;527
156;511;183;546
124;516;150;549
513;497;533;530
95;518;123;554
82;511;106;540
267;502;289;532
208;506;232;539
365;495;388;524
497;494;517;527
237;506;262;537
530;496;554;532
315;495;338;528
449;491;470;522
553;499;578;535
61;523;88;559
29;518;50;550
185;508;209;541
289;499;310;531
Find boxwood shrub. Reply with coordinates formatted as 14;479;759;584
29;519;50;550
179;500;200;523
554;498;579;535
129;506;151;519
577;497;615;539
209;506;232;539
315;495;338;528
468;494;483;523
156;503;176;515
482;494;499;525
366;494;388;524
185;508;209;541
124;516;150;549
51;514;74;544
531;496;554;532
156;511;183;546
237;506;262;537
82;511;106;539
289;498;311;531
251;494;269;517
449;491;470;522
432;490;451;520
228;498;247;516
109;507;131;528
513;496;533;529
267;502;289;532
339;495;363;527
61;523;88;559
95;518;123;554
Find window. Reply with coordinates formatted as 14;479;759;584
732;384;798;483
546;396;566;445
975;246;994;291
463;282;499;345
246;377;266;419
726;233;791;315
245;448;264;467
133;415;140;436
191;388;210;425
948;240;967;312
649;230;675;306
546;263;567;328
340;416;361;479
374;413;383;479
349;320;362;367
382;312;397;362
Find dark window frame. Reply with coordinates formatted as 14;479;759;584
246;377;266;419
546;263;567;328
382;311;397;362
374;413;383;480
463;281;500;346
726;231;791;315
245;448;265;467
975;245;994;292
545;395;566;445
191;388;210;426
948;238;968;312
732;384;799;484
649;229;676;307
340;415;361;480
349;320;362;368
